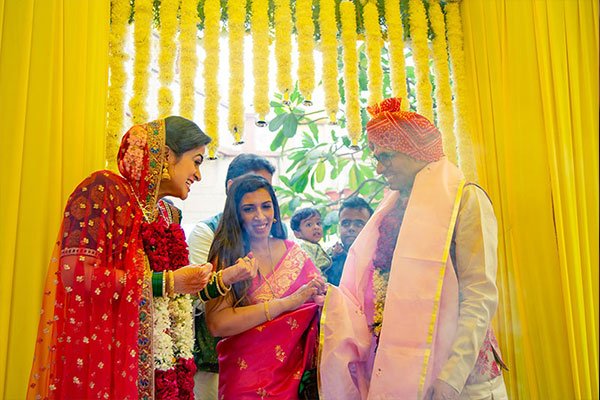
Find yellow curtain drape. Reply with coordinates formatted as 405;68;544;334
461;0;598;398
0;0;109;398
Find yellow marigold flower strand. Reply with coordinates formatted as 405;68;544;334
158;0;178;118
340;1;361;147
446;2;477;180
129;0;152;124
251;0;270;125
408;0;433;121
179;0;199;120
228;0;245;143
384;0;408;110
319;0;340;123
429;0;457;164
363;2;384;106
296;0;315;105
106;0;130;171
274;0;293;103
203;0;221;158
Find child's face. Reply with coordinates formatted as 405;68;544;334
295;214;323;243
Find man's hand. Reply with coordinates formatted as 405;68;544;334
329;242;345;256
424;379;459;400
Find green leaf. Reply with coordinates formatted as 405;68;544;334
294;174;309;192
270;131;286;151
323;210;339;226
269;113;288;132
309;122;319;137
342;136;351;147
282;114;299;138
279;175;291;187
288;196;301;212
349;164;359;190
315;162;325;183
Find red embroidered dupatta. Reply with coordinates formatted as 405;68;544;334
28;120;167;400
216;241;321;399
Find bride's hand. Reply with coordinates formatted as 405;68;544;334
173;263;213;294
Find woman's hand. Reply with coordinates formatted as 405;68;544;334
282;277;327;311
173;263;213;294
221;252;258;286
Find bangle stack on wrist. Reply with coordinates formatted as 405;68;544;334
263;301;272;321
152;272;164;297
198;270;232;302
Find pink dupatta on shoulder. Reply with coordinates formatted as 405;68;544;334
217;240;321;399
319;159;465;400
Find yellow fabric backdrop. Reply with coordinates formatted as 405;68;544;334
0;1;109;398
461;0;598;398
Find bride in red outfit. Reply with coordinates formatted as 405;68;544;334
28;117;214;399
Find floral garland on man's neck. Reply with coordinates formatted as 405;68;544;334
371;195;409;338
141;219;195;400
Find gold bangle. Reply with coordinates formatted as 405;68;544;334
263;301;272;321
162;271;167;297
168;270;175;297
216;270;231;295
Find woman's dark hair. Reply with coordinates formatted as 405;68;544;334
208;174;286;305
165;116;211;157
290;207;320;232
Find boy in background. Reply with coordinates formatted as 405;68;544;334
291;207;332;278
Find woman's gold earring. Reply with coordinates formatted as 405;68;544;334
273;218;277;223
161;162;171;180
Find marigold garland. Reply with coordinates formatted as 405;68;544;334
251;0;270;124
446;2;477;180
106;0;129;171
340;1;361;147
319;0;340;123
364;2;384;106
228;0;246;143
408;0;433;121
296;0;315;105
429;0;457;163
179;0;200;120
203;0;221;158
158;0;178;118
274;0;293;103
129;0;152;124
384;0;408;110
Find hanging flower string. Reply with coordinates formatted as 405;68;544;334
384;0;409;110
130;0;152;124
251;0;270;126
274;0;293;103
296;0;315;106
105;0;129;171
364;2;384;106
158;0;178;117
141;220;196;400
179;0;199;120
319;0;340;123
408;0;434;121
429;0;458;164
203;0;221;158
340;1;361;147
446;2;477;180
228;0;246;143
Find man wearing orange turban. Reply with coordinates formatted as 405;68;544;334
319;98;508;400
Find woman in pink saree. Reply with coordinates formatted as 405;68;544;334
205;175;326;399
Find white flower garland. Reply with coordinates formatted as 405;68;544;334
169;295;195;360
153;296;175;371
154;294;195;370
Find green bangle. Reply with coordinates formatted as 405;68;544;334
152;272;163;297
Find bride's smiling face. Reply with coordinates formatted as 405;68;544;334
239;188;275;241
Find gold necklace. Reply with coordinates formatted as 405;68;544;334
259;237;277;298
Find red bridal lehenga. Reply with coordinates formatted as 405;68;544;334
28;120;196;400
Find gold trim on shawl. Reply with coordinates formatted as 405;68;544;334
417;178;466;398
317;287;333;399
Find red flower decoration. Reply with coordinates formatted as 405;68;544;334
175;357;197;400
155;368;179;400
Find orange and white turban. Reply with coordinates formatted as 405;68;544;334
366;97;444;162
